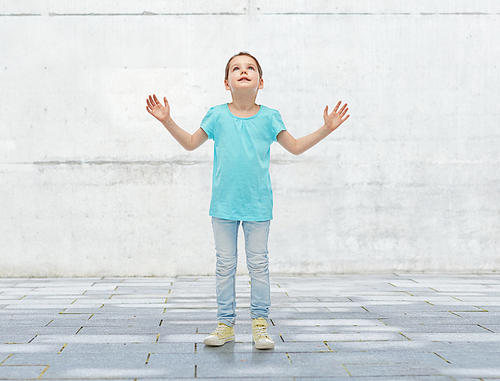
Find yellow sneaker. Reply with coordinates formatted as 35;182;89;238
203;322;235;346
252;318;274;350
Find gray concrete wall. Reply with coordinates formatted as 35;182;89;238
1;1;499;277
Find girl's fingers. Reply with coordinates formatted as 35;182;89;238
333;101;341;113
147;94;166;109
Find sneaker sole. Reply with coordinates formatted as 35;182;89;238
203;335;235;346
254;340;275;350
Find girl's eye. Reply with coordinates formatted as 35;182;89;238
248;67;255;70
233;67;239;71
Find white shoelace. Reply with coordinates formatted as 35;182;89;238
214;324;229;336
254;326;270;340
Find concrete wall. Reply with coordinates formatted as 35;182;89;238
1;1;499;277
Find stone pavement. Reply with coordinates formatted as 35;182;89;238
1;274;500;380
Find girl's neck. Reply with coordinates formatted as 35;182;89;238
228;98;260;118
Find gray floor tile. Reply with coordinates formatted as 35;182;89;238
281;331;407;342
434;351;500;367
59;342;194;354
0;275;499;379
3;353;145;367
402;332;500;342
0;365;49;379
396;324;493;333
0;327;81;336
343;362;442;377
288;351;445;366
294;378;452;381
0;344;62;354
0;335;38;344
31;334;159;344
41;365;193;379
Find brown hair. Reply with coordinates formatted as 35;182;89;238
224;52;263;80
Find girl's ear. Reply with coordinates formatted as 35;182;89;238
258;78;264;90
224;79;231;91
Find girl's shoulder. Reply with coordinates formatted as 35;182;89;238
258;105;281;115
202;104;228;121
206;104;227;114
206;104;281;120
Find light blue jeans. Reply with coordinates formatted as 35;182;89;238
211;217;271;327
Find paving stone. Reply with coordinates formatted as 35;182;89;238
1;308;66;314
0;275;499;380
288;351;445;366
156;334;206;343
0;344;62;354
380;317;465;326
0;365;49;379
191;352;349;378
274;325;398;336
477;324;500;333
60;342;194;354
200;341;333;354
0;317;55;327
3;353;146;367
0;326;81;335
343;362;443;377
0;335;38;344
452;311;500;320
271;311;371;320
402;332;500;342
76;326;163;335
272;318;384;327
281;331;407;342
440;367;500;378
293;376;454;381
396;324;492;333
39;379;134;381
41;365;193;379
326;340;500;353
434;351;500;367
31;334;158;344
48;317;160;328
375;311;477;319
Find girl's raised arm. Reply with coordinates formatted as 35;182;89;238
146;94;208;151
277;101;349;155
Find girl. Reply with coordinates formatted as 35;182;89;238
146;52;349;349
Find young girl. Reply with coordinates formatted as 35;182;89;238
146;52;349;350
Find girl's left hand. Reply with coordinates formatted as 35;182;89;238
324;101;350;132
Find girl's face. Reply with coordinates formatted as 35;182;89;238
224;56;264;93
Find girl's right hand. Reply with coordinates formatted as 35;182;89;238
146;94;170;123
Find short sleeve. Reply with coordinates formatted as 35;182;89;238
200;107;215;140
271;109;286;141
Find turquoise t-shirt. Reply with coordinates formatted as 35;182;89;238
201;104;286;221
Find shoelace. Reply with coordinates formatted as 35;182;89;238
253;326;270;340
214;324;229;336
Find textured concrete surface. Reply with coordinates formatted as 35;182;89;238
1;274;500;380
1;1;500;276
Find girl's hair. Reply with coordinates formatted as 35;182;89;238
224;52;263;80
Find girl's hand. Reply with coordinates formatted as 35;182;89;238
146;94;170;123
323;101;350;132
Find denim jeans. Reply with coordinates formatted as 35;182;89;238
211;217;271;327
